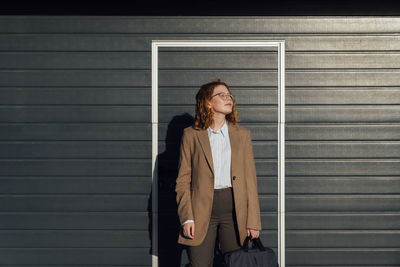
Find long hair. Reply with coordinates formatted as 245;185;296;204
193;79;239;130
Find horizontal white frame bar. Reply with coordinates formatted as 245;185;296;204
152;40;283;47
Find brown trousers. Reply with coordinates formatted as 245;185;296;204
189;187;241;267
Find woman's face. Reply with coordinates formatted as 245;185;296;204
207;84;233;117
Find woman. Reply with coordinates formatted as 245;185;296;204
175;79;262;266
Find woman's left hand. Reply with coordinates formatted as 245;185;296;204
246;228;259;239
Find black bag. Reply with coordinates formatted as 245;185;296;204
223;236;278;267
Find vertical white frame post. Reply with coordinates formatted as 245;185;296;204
151;40;285;267
277;41;286;267
151;41;159;267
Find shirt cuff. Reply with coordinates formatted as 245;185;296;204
182;220;194;226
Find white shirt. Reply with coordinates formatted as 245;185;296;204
207;119;232;189
182;119;232;226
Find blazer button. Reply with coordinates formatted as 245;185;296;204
233;176;236;180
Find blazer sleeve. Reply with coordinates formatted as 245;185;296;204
175;128;194;225
244;129;262;230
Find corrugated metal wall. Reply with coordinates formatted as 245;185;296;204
0;16;399;267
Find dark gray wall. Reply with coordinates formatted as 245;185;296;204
0;16;399;267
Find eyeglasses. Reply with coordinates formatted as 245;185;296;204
210;93;235;101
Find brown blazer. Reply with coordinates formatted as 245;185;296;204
175;120;262;247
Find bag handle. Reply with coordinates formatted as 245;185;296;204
242;236;266;252
252;237;266;251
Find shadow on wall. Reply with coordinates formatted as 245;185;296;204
147;113;225;267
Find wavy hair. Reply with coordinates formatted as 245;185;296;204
193;79;239;130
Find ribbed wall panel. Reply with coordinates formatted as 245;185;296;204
0;16;399;267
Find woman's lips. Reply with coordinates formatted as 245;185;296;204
225;104;232;106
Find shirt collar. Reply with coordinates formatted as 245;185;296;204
208;119;228;137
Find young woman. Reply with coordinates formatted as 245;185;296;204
175;79;262;266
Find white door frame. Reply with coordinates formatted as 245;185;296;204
151;40;285;267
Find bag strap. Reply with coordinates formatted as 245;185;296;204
242;236;266;252
252;237;266;251
242;236;251;252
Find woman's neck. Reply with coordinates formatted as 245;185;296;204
210;116;226;131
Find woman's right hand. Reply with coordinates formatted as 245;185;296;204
182;222;195;239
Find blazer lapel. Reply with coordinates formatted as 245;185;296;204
197;128;214;176
196;121;240;179
228;121;240;177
